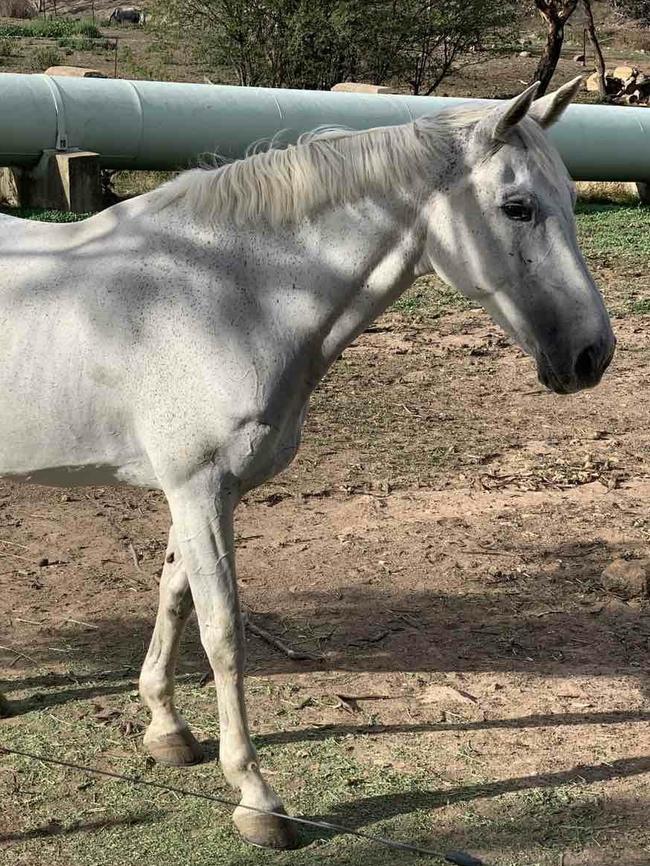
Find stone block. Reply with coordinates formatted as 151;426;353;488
0;150;102;213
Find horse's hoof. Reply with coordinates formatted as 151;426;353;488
144;729;204;767
233;805;298;849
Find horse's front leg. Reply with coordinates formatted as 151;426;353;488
139;526;203;766
166;471;295;849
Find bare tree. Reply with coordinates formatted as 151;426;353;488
531;0;579;95
582;0;606;96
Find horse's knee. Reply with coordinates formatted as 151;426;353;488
201;634;241;680
165;584;193;621
160;551;193;617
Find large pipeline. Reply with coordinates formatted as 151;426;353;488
1;72;649;181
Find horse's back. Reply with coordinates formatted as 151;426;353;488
0;208;162;484
0;198;314;489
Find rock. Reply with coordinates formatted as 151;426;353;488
586;70;623;94
45;66;107;78
573;53;585;63
519;50;532;58
331;82;396;94
612;65;638;81
585;71;603;91
601;558;650;599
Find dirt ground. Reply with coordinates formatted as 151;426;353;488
0;206;649;866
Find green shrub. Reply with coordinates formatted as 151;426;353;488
31;45;62;70
76;19;101;37
57;34;110;51
75;36;95;51
0;19;101;39
611;0;650;24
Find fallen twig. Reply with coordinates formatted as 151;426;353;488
62;617;99;631
0;644;37;663
245;618;321;661
0;551;34;564
128;542;141;572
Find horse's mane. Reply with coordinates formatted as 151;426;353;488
149;104;552;226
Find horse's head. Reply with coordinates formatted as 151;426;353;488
421;78;615;394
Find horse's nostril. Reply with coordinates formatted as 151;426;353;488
602;338;616;373
574;344;596;383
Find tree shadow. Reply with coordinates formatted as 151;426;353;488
3;535;649;709
254;707;650;748
302;754;650;841
0;809;162;844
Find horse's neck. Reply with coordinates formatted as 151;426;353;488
273;197;426;371
156;194;425;379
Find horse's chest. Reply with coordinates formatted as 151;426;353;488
227;406;307;491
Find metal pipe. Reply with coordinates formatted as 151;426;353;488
1;72;649;181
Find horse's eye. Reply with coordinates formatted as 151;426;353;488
502;202;533;222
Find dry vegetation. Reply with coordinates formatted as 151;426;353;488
0;1;646;93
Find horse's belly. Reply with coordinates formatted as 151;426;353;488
1;456;160;489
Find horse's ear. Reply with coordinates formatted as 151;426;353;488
529;76;582;129
477;83;540;143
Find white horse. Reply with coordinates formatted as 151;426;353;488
0;78;615;847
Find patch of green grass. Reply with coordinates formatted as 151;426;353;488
392;288;428;314
57;35;111;51
3;670;637;866
0;207;91;222
626;298;650;314
576;202;650;259
0;19;101;39
392;275;474;320
0;678;446;866
574;202;650;317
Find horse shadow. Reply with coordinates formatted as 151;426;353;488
3;535;648;709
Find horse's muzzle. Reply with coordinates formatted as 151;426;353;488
538;333;616;394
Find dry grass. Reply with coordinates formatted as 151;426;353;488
576;181;642;205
